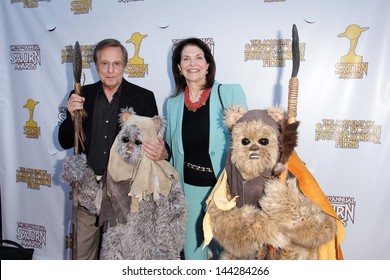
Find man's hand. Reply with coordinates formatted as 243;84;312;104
143;137;168;161
67;93;85;118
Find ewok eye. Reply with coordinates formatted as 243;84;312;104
259;138;269;146
241;138;250;145
135;140;142;146
122;136;130;143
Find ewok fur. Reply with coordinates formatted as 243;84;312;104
62;108;187;260
203;105;343;260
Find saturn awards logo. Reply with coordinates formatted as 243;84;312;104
17;222;47;249
335;24;369;79
23;99;40;139
70;0;92;14
125;32;149;78
244;38;305;67
10;44;41;70
58;106;67;126
11;0;50;8
315;119;381;149
16;167;51;190
328;196;356;227
61;44;94;68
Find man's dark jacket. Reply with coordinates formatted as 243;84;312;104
58;78;158;155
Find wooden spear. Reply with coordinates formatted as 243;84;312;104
288;24;300;125
71;41;86;260
280;24;300;183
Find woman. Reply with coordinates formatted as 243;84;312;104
165;37;247;260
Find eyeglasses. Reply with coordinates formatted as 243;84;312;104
97;61;125;70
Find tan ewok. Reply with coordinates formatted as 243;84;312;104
62;108;187;260
203;105;340;260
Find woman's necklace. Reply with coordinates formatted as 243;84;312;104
184;86;211;112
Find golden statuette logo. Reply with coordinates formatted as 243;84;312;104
335;24;369;79
23;99;40;138
126;32;148;78
338;24;369;63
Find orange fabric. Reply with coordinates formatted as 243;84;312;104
287;151;345;260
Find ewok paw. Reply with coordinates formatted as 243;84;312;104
260;178;336;249
61;153;100;214
208;201;288;259
61;154;94;184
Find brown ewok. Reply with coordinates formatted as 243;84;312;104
204;105;338;260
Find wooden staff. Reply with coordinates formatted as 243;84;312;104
288;24;300;125
71;41;86;260
280;24;300;183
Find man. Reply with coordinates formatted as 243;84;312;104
58;38;168;260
